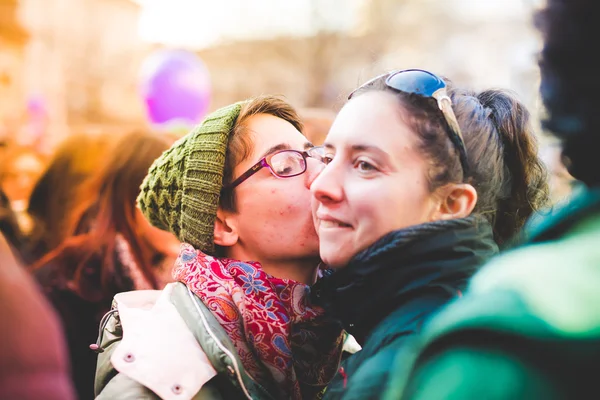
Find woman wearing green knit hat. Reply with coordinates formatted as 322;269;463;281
94;95;346;400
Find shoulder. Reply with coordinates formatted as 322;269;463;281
382;215;600;399
466;214;600;335
95;283;275;400
95;284;218;399
327;303;440;400
390;345;562;400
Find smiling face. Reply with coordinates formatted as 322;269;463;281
311;91;443;268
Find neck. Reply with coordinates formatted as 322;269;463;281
226;248;319;284
259;258;320;285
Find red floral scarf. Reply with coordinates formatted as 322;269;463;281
172;244;344;399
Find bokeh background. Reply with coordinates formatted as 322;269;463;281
1;0;572;201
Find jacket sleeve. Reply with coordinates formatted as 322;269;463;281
96;372;160;400
393;345;560;400
94;308;123;396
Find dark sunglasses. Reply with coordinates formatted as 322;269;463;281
349;69;469;176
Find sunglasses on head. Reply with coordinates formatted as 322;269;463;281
349;68;469;177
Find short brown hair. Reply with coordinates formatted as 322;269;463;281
219;95;303;211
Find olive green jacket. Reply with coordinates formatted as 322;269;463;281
94;282;277;400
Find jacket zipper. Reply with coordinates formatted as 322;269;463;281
186;286;253;399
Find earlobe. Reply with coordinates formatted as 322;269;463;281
436;184;478;220
213;208;239;248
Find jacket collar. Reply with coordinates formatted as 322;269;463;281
525;186;600;243
110;284;218;400
311;216;498;344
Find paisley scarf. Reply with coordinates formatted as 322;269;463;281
172;244;344;399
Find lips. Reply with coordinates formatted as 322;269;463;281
316;212;352;229
320;219;351;229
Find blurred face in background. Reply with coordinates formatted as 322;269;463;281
0;149;45;205
135;207;180;257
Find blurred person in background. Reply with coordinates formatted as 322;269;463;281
524;141;580;232
32;129;179;400
24;132;113;264
539;141;578;202
0;186;24;260
299;107;337;146
0;145;45;236
0;231;76;400
94;96;345;400
309;69;549;399
382;0;600;398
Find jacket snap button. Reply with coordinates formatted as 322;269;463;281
227;366;235;376
172;384;183;394
124;353;135;363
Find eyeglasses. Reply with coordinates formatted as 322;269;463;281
223;147;326;190
349;69;469;176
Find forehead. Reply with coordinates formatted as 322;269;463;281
326;91;419;152
244;113;306;157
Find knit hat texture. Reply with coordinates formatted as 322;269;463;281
137;102;244;254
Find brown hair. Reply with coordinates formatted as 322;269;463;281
219;95;304;211
352;78;550;245
26;133;113;260
32;130;173;301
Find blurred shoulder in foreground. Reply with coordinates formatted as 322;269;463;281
0;232;75;400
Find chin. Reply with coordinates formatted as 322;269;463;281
320;253;347;269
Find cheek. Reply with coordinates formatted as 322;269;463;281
149;226;178;243
240;185;311;223
351;176;432;228
275;195;313;227
310;196;320;225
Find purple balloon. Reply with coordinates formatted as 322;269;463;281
140;49;211;124
26;95;47;117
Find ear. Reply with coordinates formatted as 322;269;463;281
433;183;478;221
213;207;239;248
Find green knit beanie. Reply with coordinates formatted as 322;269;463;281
137;101;245;254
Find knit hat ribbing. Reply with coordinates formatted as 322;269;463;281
137;102;244;254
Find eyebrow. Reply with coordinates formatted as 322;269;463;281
323;142;393;163
259;142;313;160
350;144;385;153
322;143;382;152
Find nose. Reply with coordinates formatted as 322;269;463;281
310;159;343;204
304;157;326;189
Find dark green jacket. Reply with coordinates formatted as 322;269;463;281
386;188;600;400
311;217;498;400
